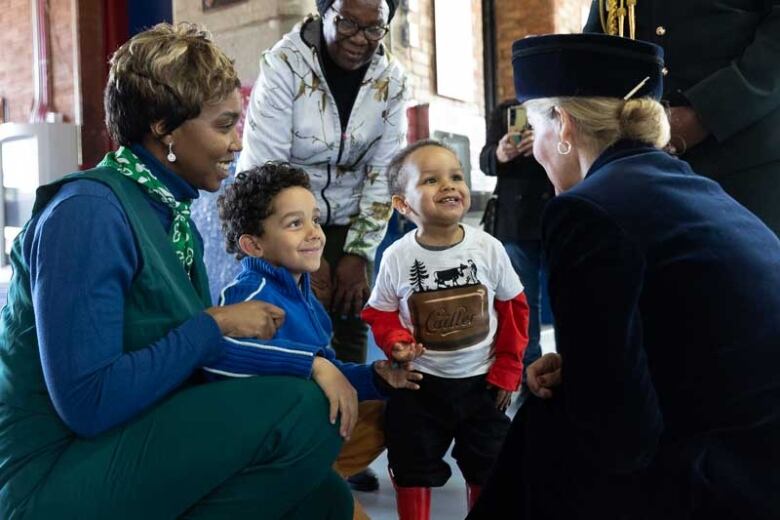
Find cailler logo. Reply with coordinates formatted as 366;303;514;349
425;306;474;334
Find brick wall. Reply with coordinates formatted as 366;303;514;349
494;0;554;104
49;0;76;122
390;0;435;102
390;0;490;191
0;0;34;123
0;0;79;124
494;0;591;104
0;0;109;167
173;0;316;85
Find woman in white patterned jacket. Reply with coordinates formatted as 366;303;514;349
237;0;408;367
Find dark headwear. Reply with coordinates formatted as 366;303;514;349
512;34;664;103
316;0;398;23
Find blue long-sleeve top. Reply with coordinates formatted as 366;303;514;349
204;257;385;401
25;144;223;438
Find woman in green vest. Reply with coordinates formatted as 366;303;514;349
0;23;352;519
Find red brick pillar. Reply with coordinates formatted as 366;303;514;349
494;0;556;104
78;0;113;168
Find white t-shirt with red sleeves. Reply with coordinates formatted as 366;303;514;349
368;224;524;379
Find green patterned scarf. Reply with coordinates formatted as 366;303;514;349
99;146;195;276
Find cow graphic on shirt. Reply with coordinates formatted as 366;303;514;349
408;259;480;291
434;264;468;288
406;258;489;350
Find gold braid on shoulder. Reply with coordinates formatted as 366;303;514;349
599;0;636;39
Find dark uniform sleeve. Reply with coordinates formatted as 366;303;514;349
479;102;508;177
684;3;780;142
543;194;664;473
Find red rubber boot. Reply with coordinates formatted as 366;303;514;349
390;468;431;520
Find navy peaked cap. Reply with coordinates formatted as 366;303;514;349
512;33;665;102
317;0;398;22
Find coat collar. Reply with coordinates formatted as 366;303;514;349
240;256;312;298
586;140;658;179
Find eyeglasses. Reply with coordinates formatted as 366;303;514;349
331;8;389;42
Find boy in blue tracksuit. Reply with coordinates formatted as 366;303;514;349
206;162;422;516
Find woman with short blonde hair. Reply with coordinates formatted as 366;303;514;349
525;96;670;153
469;33;780;520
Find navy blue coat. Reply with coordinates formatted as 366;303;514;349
469;141;780;519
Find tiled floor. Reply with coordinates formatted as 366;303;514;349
359;327;556;520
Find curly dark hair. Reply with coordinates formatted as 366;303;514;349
218;162;312;260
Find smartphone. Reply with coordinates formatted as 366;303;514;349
507;105;528;145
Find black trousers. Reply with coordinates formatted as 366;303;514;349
322;225;370;363
467;394;647;520
468;393;780;520
385;373;510;487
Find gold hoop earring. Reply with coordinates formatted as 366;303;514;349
557;141;572;155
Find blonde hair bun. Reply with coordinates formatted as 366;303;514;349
619;98;670;149
525;96;670;152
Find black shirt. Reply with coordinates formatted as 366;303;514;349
319;34;370;132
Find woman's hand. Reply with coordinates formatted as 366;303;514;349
496;130;534;163
331;254;369;317
373;360;423;390
312;357;359;439
487;384;512;411
497;133;522;163
391;341;425;362
667;106;709;155
206;301;285;339
311;257;332;308
516;129;535;157
526;353;562;399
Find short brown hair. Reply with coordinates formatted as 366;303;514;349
387;139;459;196
105;22;240;146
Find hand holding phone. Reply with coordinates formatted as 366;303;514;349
496;105;533;163
507;105;528;144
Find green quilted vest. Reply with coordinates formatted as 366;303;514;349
0;167;212;508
